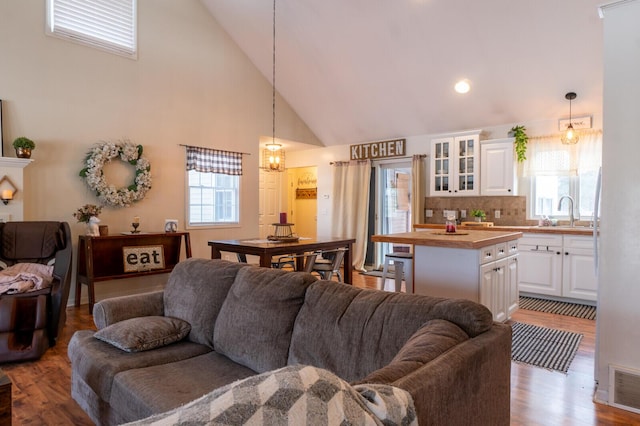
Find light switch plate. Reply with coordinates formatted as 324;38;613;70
495;210;501;219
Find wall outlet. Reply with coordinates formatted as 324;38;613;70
460;210;466;218
425;209;433;217
495;210;501;219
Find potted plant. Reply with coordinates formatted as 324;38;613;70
509;125;528;162
471;209;486;222
12;136;35;159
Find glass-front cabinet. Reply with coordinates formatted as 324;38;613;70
429;132;480;196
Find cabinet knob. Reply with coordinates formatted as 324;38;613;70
565;252;569;256
556;251;561;255
508;189;512;192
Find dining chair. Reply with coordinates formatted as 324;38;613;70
311;248;347;282
271;252;318;272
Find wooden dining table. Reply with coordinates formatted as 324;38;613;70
208;236;356;283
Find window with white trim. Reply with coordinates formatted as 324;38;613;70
46;0;137;59
188;171;240;225
185;146;243;226
525;131;602;220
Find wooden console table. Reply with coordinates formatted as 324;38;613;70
75;232;191;314
0;369;10;425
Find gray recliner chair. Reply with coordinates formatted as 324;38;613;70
0;221;73;363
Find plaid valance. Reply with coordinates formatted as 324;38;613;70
185;146;243;176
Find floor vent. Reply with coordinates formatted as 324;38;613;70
610;364;640;414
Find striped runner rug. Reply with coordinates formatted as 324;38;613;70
511;322;583;373
519;296;596;320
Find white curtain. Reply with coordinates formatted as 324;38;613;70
331;160;371;272
411;155;426;226
523;130;602;176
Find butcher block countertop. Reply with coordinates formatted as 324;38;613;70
413;223;594;236
372;230;522;249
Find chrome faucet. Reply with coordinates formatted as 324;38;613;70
558;195;575;227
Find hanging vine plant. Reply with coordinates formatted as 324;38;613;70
510;125;528;162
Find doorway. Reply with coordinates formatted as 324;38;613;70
366;161;413;270
286;167;318;239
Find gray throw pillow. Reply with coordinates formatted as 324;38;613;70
213;266;317;373
94;316;191;352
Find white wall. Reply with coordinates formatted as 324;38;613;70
0;0;320;303
595;0;640;405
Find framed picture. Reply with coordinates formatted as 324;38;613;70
0;99;3;157
164;219;178;232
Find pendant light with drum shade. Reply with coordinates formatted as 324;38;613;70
561;92;579;145
262;0;285;172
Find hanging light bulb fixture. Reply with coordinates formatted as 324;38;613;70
561;92;579;145
262;0;285;172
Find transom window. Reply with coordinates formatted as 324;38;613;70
46;0;137;58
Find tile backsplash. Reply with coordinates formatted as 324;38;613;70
423;196;533;226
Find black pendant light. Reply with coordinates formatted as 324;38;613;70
561;92;579;145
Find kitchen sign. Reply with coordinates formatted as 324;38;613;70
350;138;406;160
123;245;165;273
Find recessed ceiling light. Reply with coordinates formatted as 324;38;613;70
454;79;471;94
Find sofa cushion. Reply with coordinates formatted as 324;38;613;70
121;365;417;426
213;265;317;373
111;351;258;423
163;259;247;348
353;319;469;385
94;316;191;353
68;330;211;402
288;281;493;382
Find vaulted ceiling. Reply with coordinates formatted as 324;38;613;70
202;0;604;146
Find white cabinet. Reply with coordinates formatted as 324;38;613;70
562;236;598;301
480;240;518;322
518;233;597;302
506;255;519;317
430;133;480;196
518;234;563;296
480;138;516;196
481;258;508;323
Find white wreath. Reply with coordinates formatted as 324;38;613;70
79;140;152;207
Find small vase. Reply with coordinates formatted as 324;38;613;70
475;217;482;222
15;147;32;159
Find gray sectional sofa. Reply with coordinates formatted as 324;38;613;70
68;258;512;425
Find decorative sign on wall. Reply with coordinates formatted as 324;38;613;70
297;172;317;188
296;188;317;199
350;138;406;160
558;115;592;131
123;245;165;273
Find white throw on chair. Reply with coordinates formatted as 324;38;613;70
381;252;414;293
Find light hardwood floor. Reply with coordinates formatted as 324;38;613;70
2;273;640;425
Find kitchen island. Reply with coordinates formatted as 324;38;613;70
372;230;522;322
